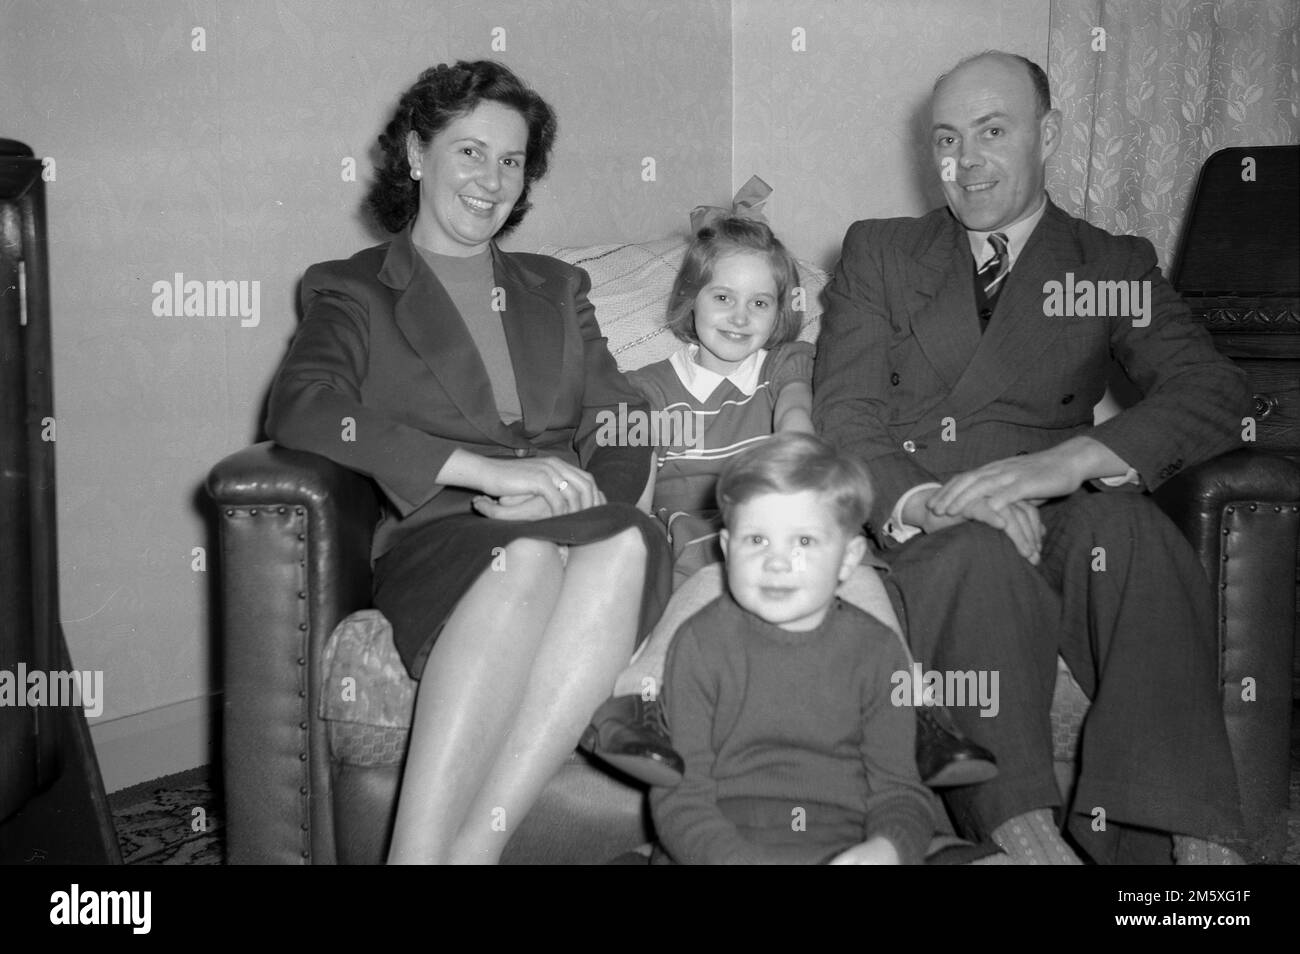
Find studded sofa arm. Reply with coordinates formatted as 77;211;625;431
1154;449;1300;859
206;441;380;864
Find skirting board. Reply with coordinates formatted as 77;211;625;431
89;693;221;794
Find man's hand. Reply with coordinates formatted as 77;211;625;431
903;487;1044;564
928;435;1132;516
928;446;1084;517
828;836;901;865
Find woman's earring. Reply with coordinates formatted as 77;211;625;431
409;167;422;181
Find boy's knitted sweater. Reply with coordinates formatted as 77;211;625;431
651;594;933;864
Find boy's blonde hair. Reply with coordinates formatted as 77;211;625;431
716;432;874;535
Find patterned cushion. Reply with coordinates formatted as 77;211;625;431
319;610;414;766
538;237;829;372
1050;658;1090;763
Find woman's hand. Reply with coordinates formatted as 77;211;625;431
480;457;601;514
440;450;605;516
472;493;557;521
473;486;608;521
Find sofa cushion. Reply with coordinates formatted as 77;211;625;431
1051;658;1089;763
319;609;413;766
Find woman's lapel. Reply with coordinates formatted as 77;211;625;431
491;245;565;439
378;228;529;447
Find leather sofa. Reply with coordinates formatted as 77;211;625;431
207;438;1299;864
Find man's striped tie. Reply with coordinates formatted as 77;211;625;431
977;232;1010;299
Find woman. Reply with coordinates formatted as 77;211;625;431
265;60;671;864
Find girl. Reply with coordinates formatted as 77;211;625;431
629;215;814;587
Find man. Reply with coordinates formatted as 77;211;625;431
812;51;1252;864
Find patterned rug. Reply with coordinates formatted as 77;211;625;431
112;706;1300;865
110;766;224;865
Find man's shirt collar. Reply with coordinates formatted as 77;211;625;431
965;194;1048;270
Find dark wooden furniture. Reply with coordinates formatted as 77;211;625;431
1171;144;1300;696
0;139;119;864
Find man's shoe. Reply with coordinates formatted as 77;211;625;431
915;705;998;788
578;694;684;787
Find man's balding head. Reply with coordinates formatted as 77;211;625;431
929;51;1061;233
935;52;1052;119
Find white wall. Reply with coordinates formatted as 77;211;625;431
733;0;1051;267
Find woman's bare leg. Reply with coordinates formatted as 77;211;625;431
387;538;564;864
448;527;647;864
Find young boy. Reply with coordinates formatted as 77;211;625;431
650;432;933;864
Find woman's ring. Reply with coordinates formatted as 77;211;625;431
556;479;569;491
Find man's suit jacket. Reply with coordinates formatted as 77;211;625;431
266;225;651;559
812;200;1251;537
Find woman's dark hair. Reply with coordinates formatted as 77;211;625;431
367;60;558;235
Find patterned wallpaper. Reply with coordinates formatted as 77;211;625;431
1;0;732;723
733;0;1050;268
1047;0;1300;270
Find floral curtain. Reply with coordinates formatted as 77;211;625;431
1046;0;1300;269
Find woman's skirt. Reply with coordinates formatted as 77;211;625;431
372;501;672;679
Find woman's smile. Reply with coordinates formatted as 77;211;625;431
459;194;498;214
409;100;528;256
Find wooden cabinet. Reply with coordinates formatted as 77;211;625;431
1173;144;1300;699
0;139;119;864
